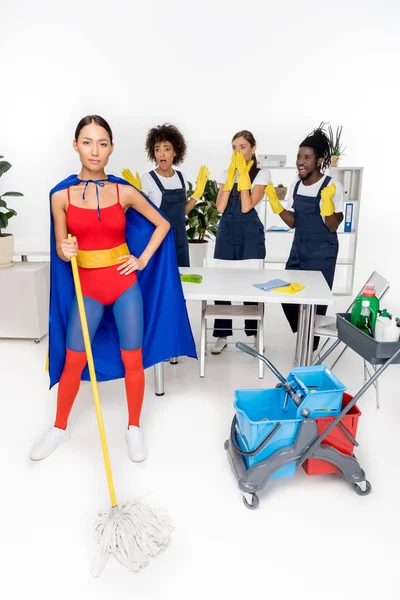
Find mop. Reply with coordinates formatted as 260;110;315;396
68;236;173;576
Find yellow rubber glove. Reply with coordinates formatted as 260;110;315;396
121;168;142;190
236;151;253;191
192;165;210;200
320;182;336;216
272;282;305;294
265;182;284;215
223;152;237;192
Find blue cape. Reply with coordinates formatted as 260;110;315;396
48;174;196;388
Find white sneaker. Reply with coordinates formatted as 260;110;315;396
30;426;71;461
211;337;228;355
126;426;148;462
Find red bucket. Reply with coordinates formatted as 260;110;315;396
303;393;361;476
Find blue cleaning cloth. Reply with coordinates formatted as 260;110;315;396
253;279;290;292
266;226;291;232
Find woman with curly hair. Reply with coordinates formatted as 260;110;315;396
122;124;209;267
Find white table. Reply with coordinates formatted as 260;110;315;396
153;267;334;395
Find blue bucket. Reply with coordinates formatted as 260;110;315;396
234;388;301;477
287;366;346;418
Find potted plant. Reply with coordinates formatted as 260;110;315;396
186;178;220;266
328;124;346;167
0;156;23;268
274;183;287;200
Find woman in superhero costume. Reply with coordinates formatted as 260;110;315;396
30;115;196;463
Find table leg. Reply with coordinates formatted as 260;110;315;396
305;304;316;366
295;304;306;367
299;304;311;366
153;363;164;396
257;304;264;379
200;300;207;378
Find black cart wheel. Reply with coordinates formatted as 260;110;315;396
243;494;259;510
224;440;229;451
354;481;372;496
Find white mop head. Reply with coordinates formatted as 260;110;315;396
92;499;174;576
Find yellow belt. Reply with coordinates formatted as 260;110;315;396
77;243;130;269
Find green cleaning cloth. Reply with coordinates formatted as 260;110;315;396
180;274;203;284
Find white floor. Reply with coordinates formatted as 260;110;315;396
1;301;400;600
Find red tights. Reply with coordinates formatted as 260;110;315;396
54;348;144;430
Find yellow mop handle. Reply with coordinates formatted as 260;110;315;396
68;235;117;508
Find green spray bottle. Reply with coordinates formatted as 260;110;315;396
350;284;380;329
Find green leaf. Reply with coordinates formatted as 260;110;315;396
0;161;12;177
184;178;221;239
1;191;23;197
0;213;9;229
195;201;207;209
5;209;17;217
0;199;7;209
327;124;345;155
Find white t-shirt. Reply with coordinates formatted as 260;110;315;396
141;170;188;208
285;175;344;214
217;167;271;213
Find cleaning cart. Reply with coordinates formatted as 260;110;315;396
225;317;400;509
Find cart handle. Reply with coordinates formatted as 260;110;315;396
230;415;281;457
236;342;302;407
337;422;359;447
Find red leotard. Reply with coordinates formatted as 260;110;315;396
66;183;137;305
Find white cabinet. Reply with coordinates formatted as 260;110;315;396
259;167;363;297
0;262;50;341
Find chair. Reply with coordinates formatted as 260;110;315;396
200;258;265;379
313;271;390;408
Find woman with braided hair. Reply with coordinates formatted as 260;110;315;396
265;124;344;351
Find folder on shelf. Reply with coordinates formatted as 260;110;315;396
344;203;353;233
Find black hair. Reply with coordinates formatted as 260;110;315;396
232;130;258;182
74;115;113;144
299;123;331;171
146;124;187;165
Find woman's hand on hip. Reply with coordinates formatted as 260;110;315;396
117;254;146;275
61;236;78;260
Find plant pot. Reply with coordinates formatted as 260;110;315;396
0;233;14;268
331;155;340;167
188;239;209;267
274;186;287;200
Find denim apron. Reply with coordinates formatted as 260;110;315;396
150;170;190;267
282;175;339;348
213;170;265;338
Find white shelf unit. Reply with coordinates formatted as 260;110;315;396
0;262;50;341
258;167;363;297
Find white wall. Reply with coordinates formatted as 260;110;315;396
1;0;400;305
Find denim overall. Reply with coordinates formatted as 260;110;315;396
150;170;190;267
282;175;339;349
213;173;265;338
